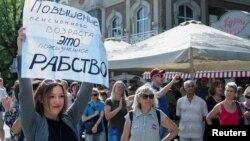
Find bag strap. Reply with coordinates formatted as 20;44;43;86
129;110;133;122
128;110;133;138
155;109;161;126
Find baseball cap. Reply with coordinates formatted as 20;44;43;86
150;68;165;78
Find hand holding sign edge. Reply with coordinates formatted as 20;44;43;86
17;27;26;56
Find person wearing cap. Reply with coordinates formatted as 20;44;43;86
149;68;179;139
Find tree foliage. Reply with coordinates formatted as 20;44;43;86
0;0;24;89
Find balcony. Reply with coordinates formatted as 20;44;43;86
60;0;103;9
107;30;157;44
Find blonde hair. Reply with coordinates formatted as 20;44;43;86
225;82;237;92
132;84;158;110
110;80;126;100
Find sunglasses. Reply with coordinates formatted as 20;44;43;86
92;93;98;96
245;95;250;99
142;94;154;100
42;79;57;85
100;92;107;96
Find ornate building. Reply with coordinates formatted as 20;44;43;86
60;0;250;43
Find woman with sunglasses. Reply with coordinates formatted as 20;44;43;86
239;86;250;125
121;84;178;141
82;88;105;141
17;27;93;141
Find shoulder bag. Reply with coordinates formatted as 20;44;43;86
85;106;103;134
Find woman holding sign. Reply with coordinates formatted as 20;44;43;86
17;27;93;141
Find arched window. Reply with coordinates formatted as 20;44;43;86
111;17;121;37
174;0;200;26
106;11;123;38
178;5;194;24
136;6;149;33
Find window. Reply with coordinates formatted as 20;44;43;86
136;7;149;33
111;17;121;37
106;11;123;38
178;5;194;24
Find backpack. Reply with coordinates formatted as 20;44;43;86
128;108;161;137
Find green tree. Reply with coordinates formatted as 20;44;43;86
0;0;24;90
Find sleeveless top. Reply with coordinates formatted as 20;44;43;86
218;103;239;125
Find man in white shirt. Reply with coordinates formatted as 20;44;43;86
176;80;208;141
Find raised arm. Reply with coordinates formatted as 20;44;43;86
67;82;93;124
156;74;180;97
16;27;37;135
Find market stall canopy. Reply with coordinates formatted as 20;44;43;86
108;21;250;72
143;70;250;80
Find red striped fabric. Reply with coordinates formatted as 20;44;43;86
143;71;250;80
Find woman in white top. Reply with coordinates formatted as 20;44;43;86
121;84;178;141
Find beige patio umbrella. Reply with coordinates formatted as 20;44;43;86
108;21;250;75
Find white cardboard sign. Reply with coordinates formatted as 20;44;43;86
22;0;108;87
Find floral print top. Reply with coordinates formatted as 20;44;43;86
4;102;24;141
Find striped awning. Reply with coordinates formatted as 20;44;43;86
143;70;250;80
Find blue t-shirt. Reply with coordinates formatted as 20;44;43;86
83;100;105;130
83;100;104;116
151;84;169;116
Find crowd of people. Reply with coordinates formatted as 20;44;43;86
1;69;250;141
0;29;249;141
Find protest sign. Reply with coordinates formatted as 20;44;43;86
22;0;108;87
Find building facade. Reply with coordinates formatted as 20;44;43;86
61;0;250;43
55;0;250;86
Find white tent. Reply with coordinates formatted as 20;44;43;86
104;39;130;53
108;21;250;74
